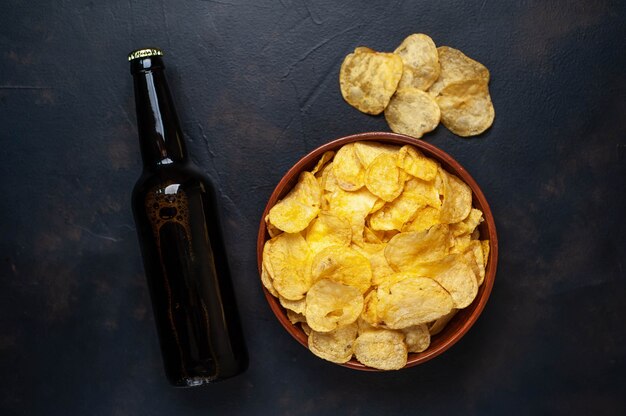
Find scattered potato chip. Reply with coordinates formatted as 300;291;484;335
310;245;372;293
305;279;364;332
439;168;472;224
402;324;431;353
333;143;366;191
339;48;404;115
394;33;440;91
397;145;438;181
437;79;495;137
354;141;399;168
428;46;490;97
308;322;358;364
428;309;458;336
365;153;405;202
377;274;454;328
384;224;451;271
268;172;321;233
354;329;407;370
305;212;352;254
384;88;441;138
267;232;311;300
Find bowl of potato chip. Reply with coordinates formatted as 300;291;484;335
257;132;497;371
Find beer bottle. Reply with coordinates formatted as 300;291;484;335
128;48;247;386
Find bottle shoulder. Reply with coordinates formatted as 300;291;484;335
133;163;215;194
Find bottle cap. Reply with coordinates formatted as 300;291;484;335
128;48;164;61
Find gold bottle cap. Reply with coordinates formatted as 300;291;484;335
128;48;164;61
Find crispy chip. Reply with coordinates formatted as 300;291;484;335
279;296;306;315
481;240;490;265
267;232;311;300
464;240;486;286
402;324;431;353
265;218;283;238
384;88;441;139
450;208;483;237
438;168;472;224
320;161;339;193
327;187;378;244
261;263;278;297
301;322;312;336
354;141;399;168
305;279;364;332
333;143;366;191
397;145;438;181
428;309;458;336
352;243;395;286
428;46;490;97
377;274;454;328
308;322;358;364
339;48;404;115
268;172;321;233
394;33;440;91
287;310;307;325
402;206;441;233
354;329;407;370
310;245;372;293
360;290;383;327
437;79;495;137
305;212;352;254
365;153;405;202
411;254;478;308
384;224;451;271
311;151;335;176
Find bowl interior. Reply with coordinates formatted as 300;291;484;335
257;132;498;371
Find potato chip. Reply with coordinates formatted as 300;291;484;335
352;243;395;286
365;153;405;202
377;274;454;328
265;218;283;238
402;206;441;233
394;33;440;91
261;263;278;297
301;321;312;336
305;212;352;254
327;187;378;244
463;240;486;286
397;145;438;181
354;329;407;370
333;143;366;191
360;290;382;327
402;324;431;353
437;79;495;137
339;48;404;115
279;296;306;315
428;46;490;97
311;151;335;176
450;208;483;237
268;172;321;233
452;234;472;254
384;88;441;139
319;161;338;193
384;224;451;271
356;316;379;334
267;232;311;300
481;240;490;265
428;309;458;336
363;226;383;244
438;168;472;224
411;254;478;308
369;198;386;215
308;322;358;364
354;141;399;168
287;310;306;325
305;279;364;332
310;245;372;293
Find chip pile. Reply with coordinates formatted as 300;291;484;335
339;34;495;138
261;141;490;370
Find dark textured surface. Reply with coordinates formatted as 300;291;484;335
1;1;625;414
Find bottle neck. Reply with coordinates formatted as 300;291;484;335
132;56;187;167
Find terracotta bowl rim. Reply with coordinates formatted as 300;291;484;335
257;131;498;371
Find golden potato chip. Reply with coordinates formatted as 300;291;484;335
308;322;358;364
354;329;407;370
402;206;441;233
481;239;490;265
352;243;395;286
369;198;386;214
311;151;335;176
363;226;383;244
310;245;372;293
333;143;366;191
397;145;438;181
356;316;379;334
301;321;312;336
411;254;478;308
261;263;278;297
428;309;458;336
267;232;311;300
438;168;472;224
320;161;339;193
437;80;495;137
354;141;399;168
360;290;382;327
339;48;404;115
305;212;352;254
265;217;283;238
384;224;451;271
450;208;483;237
365;153;405;202
452;234;472;254
377;273;454;329
327;187;378;244
305;279;364;332
428;46;490;97
268;172;321;233
287;310;306;324
384;88;441;139
279;296;306;315
463;240;485;286
402;324;431;353
394;33;440;91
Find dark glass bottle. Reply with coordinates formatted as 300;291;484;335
129;48;247;387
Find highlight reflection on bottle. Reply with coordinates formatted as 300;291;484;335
129;48;247;386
